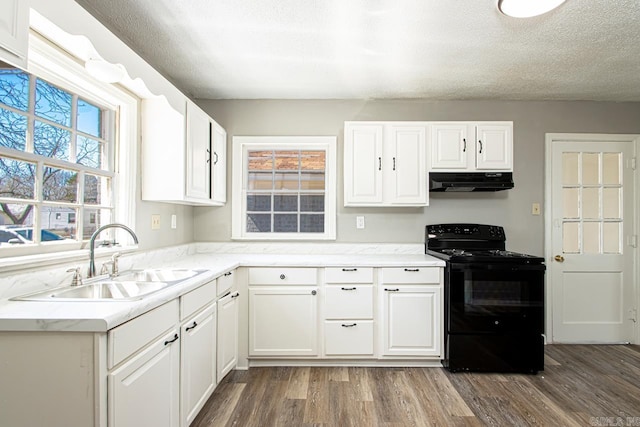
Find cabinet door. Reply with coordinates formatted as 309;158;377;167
217;291;239;382
430;123;471;170
185;100;211;200
381;286;442;357
344;123;384;205
108;329;180;427
475;124;513;170
387;125;427;205
211;120;227;204
181;304;217;427
0;0;29;68
249;286;319;356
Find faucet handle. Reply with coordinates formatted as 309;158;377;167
100;262;114;276
111;252;122;276
66;267;83;287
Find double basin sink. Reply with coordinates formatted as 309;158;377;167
15;269;206;302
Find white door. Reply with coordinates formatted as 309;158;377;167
344;123;384;205
548;134;637;343
387;125;427;205
217;292;239;382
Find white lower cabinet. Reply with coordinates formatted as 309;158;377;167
108;328;181;427
217;290;239;381
180;303;217;427
249;286;319;356
380;267;443;358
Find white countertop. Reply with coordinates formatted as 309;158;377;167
0;251;444;333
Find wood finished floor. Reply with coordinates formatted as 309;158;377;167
192;345;640;427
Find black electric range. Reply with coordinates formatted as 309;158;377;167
425;224;546;374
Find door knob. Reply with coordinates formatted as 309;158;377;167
554;255;565;262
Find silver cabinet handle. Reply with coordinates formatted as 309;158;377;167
341;323;357;328
384;288;400;292
341;287;356;291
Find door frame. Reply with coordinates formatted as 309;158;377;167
544;133;640;344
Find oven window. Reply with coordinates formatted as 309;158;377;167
464;280;527;308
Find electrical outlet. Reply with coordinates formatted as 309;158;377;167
532;203;541;215
356;216;365;229
151;214;161;230
171;214;177;229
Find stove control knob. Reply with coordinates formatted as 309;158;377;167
494;320;500;325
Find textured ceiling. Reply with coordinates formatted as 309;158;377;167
73;0;640;101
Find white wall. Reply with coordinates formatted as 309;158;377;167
194;99;640;256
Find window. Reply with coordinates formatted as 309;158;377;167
0;33;136;256
232;136;336;240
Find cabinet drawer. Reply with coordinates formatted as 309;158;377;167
381;267;440;284
181;280;217;321
217;270;235;296
324;285;374;319
248;268;317;285
108;299;179;368
324;320;374;356
325;267;373;283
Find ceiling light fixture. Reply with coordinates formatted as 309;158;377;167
84;57;126;83
498;0;566;18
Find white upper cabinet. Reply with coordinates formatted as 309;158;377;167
0;0;29;69
141;97;226;206
344;122;428;207
430;122;513;171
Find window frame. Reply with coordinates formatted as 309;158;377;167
0;31;137;260
232;136;336;240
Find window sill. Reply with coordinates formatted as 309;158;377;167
0;245;138;274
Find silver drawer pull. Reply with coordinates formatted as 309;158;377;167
341;287;356;291
404;268;420;272
341;268;358;272
341;323;357;328
384;288;400;292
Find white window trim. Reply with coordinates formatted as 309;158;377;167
0;31;137;262
232;136;337;240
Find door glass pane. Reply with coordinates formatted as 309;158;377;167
603;222;621;254
563;188;579;219
602;188;620;219
582;188;600;219
562;153;579;185
583;222;600;254
582;153;599;185
563;222;579;254
602;153;620;185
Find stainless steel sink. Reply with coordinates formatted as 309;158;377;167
13;268;206;302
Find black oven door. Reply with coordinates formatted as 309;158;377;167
447;262;545;334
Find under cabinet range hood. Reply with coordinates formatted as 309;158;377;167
429;172;514;192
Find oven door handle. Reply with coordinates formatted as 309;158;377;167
450;263;546;272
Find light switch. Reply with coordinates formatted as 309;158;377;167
356;216;365;229
532;203;541;215
171;214;177;229
151;214;161;230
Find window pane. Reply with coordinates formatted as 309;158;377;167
300;195;324;212
41;206;75;240
275;151;299;170
43;167;77;203
274;172;298;190
603;188;620;219
0;203;34;241
34;121;71;160
562;188;579;219
0;108;27;150
77;99;102;138
0;68;29;111
0;157;35;199
301;151;325;171
563;222;579;254
562;153;579;185
582;188;599;219
248;172;273;190
248;151;273;171
82;208;110;240
77;135;103;169
300;214;324;232
602;153;620;185
84;174;109;205
582;153;599;185
300;172;325;190
274;195;297;212
274;214;297;232
583;222;600;254
247;194;271;211
247;213;271;232
603;222;621;254
35;78;72;126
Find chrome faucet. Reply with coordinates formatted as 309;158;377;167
88;224;139;278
